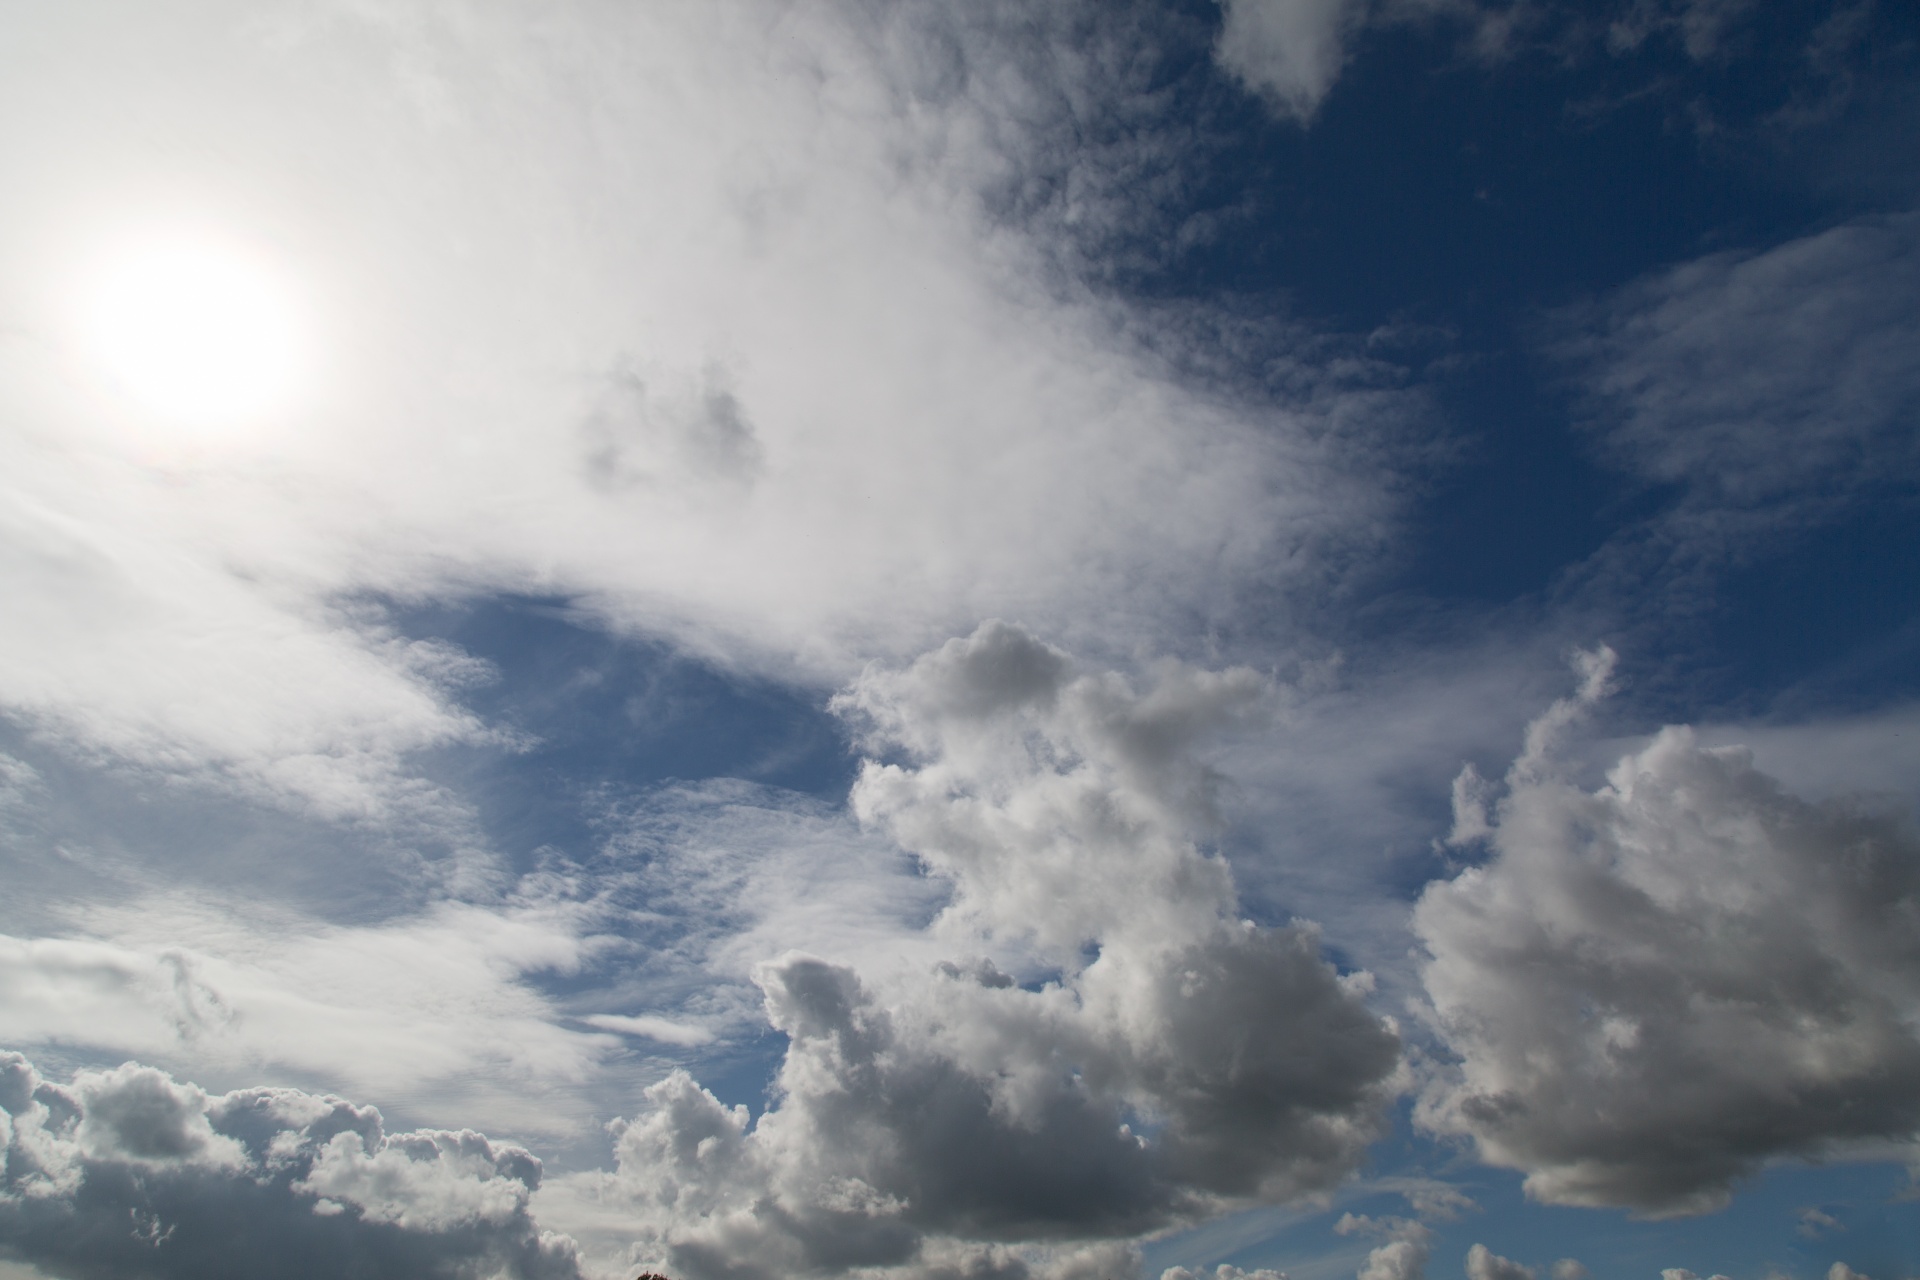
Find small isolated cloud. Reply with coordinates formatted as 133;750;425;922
1384;1177;1477;1223
1549;1261;1588;1280
555;622;1400;1280
1464;1243;1534;1280
1415;657;1920;1214
0;1049;580;1279
1214;0;1363;120
1828;1264;1871;1280
1798;1206;1843;1237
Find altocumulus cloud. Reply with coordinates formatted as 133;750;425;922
1415;657;1920;1214
0;1051;581;1280
545;623;1401;1280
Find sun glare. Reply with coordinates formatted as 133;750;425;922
75;234;312;430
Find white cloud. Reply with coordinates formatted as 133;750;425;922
0;891;622;1138
580;1015;715;1048
0;771;958;1151
1415;661;1920;1213
1334;1213;1430;1280
1560;213;1920;543
1464;1243;1534;1280
0;1049;581;1280
1214;0;1364;120
0;0;1402;820
1163;1265;1291;1280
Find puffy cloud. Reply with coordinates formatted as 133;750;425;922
553;624;1400;1280
1548;1261;1588;1280
1415;661;1920;1214
0;1049;580;1280
1162;1265;1290;1280
1213;0;1362;120
1464;1243;1533;1280
1335;1213;1431;1280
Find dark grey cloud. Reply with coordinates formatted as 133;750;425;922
576;623;1400;1280
0;1052;581;1280
1415;672;1920;1213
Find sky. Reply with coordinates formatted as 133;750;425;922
0;2;1917;1279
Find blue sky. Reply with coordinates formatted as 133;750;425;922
0;3;1917;1280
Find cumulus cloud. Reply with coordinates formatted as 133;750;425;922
1464;1243;1534;1280
1415;658;1920;1213
1214;0;1364;120
1335;1213;1430;1280
0;1050;580;1280
1163;1265;1291;1280
548;623;1400;1280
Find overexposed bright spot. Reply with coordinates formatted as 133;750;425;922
74;235;312;429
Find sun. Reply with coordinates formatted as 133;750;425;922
74;233;312;430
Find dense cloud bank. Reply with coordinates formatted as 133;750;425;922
1416;661;1920;1213
0;1051;580;1279
0;0;1403;823
559;623;1400;1280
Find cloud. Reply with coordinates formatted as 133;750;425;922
1559;212;1920;544
1797;1206;1843;1238
1464;1244;1534;1280
0;889;624;1139
1334;1213;1430;1280
1415;659;1920;1214
1162;1266;1291;1280
549;623;1400;1280
0;0;1406;822
1214;0;1364;120
0;770;959;1151
580;1015;715;1048
0;1049;581;1280
1548;1262;1588;1280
